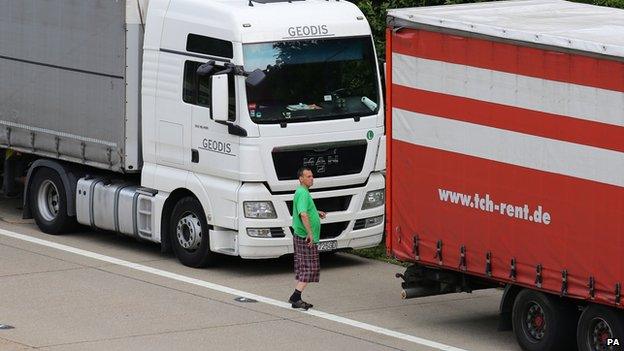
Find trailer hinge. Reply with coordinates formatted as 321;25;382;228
106;147;113;168
434;240;443;265
30;132;35;151
561;270;568;296
459;245;467;271
509;258;517;281
412;234;419;261
535;264;543;288
80;142;86;163
54;136;60;157
615;283;621;305
485;252;492;277
588;276;595;299
5;127;11;146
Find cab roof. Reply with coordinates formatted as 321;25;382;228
162;0;371;44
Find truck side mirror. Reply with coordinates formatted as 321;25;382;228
211;74;229;122
196;61;215;77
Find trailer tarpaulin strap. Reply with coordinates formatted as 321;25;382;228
384;27;394;256
387;19;624;308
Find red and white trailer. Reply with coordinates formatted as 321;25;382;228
385;1;624;350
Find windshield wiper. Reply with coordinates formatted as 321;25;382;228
309;111;370;122
279;115;313;127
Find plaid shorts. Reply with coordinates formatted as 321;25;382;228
293;235;320;283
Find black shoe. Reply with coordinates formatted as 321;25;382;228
289;299;313;310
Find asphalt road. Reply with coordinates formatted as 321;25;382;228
0;197;521;351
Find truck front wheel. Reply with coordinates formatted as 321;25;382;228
512;289;577;351
169;196;215;268
29;167;76;234
577;304;624;351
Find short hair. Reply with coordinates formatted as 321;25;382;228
297;166;312;178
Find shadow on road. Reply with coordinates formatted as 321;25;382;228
0;196;372;276
212;251;368;276
24;221;372;275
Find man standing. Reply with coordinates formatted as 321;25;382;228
289;166;326;310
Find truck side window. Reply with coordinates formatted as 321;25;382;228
186;34;233;59
182;61;211;107
183;61;236;121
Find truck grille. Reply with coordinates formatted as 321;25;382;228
286;195;352;215
272;140;367;180
290;221;349;240
270;228;286;238
320;221;349;239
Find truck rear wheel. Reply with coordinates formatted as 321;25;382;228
29;167;76;234
512;289;577;351
169;196;215;268
577;304;624;351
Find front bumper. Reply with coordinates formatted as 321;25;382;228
235;172;385;259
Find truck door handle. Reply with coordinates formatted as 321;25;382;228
191;149;199;163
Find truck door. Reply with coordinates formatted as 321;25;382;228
183;61;240;178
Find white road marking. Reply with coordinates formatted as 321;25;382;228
0;228;468;351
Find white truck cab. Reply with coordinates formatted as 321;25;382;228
142;0;385;260
2;0;384;267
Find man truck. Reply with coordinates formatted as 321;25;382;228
386;1;624;350
0;0;386;267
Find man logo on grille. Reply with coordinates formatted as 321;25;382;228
327;155;339;165
303;155;339;174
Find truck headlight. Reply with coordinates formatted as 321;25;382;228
246;228;286;238
362;189;385;209
243;201;277;219
246;228;272;238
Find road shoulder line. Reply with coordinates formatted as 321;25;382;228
0;229;468;351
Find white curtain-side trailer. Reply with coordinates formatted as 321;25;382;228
0;0;386;267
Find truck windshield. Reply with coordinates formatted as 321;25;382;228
243;36;379;124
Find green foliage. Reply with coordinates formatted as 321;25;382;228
353;0;487;57
349;242;410;266
573;0;624;8
352;0;624;59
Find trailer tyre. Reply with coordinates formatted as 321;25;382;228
577;304;624;351
170;196;215;268
29;168;76;234
512;289;577;351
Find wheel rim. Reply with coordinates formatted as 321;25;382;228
523;301;547;342
175;212;202;252
37;180;60;222
587;317;614;351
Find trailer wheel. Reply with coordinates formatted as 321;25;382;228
29;167;76;234
577;304;624;351
512;289;577;351
169;196;215;268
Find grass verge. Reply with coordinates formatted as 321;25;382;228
348;242;409;267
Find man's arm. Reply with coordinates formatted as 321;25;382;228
299;212;314;247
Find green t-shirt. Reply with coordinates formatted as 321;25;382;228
292;185;321;243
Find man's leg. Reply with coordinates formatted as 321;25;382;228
295;281;308;292
290;237;306;304
290;282;313;309
290;236;313;309
290;281;306;304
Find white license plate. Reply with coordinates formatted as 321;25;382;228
317;240;337;252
